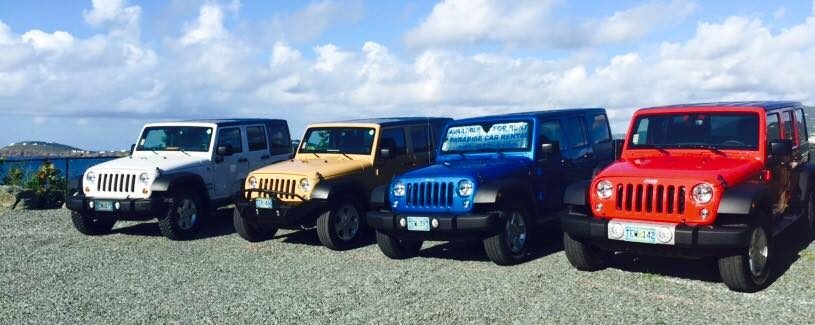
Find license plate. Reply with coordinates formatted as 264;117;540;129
255;198;275;209
406;216;430;232
94;200;114;212
608;220;676;245
624;226;657;244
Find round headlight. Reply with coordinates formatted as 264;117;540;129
692;183;713;204
392;181;406;197
138;172;152;185
457;179;474;197
596;180;614;200
299;178;311;192
85;171;97;185
248;176;258;189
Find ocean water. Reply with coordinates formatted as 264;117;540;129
0;157;118;185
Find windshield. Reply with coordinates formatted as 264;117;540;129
441;121;531;153
629;113;759;150
137;126;213;152
299;127;376;155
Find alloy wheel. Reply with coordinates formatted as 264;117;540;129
334;204;360;241
176;198;198;231
505;211;528;254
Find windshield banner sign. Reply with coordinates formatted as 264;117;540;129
442;122;530;152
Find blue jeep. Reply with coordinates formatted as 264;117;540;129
367;109;615;265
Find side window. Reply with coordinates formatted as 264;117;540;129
539;119;563;148
380;128;407;157
564;117;588;148
268;123;291;155
590;114;611;144
782;111;794;141
246;126;268;152
766;114;780;142
795;109;808;144
218;128;243;153
410;126;430;153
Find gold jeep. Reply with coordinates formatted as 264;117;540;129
233;117;450;250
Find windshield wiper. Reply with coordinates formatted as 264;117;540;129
310;152;320;158
650;145;670;155
340;153;353;160
179;149;190;156
681;144;725;156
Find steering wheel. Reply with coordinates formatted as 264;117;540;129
721;140;746;146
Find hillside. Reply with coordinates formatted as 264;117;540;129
0;141;125;158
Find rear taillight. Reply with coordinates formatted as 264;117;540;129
760;170;772;182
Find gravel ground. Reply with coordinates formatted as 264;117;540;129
0;209;813;324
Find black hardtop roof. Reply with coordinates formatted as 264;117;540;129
176;118;287;126
317;117;452;127
451;108;606;123
641;101;803;112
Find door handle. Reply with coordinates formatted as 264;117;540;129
238;158;248;163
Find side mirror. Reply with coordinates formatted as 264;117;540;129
379;147;393;160
217;144;234;156
130;144;136;153
612;139;625;160
769;139;793;157
537;139;559;161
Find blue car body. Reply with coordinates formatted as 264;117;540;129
368;109;615;254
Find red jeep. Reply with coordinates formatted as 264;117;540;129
561;101;814;292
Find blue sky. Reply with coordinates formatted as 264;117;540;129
0;0;814;150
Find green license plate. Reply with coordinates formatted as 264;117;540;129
624;226;657;244
406;216;430;232
94;200;114;212
255;198;275;209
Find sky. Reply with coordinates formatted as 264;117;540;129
1;0;815;150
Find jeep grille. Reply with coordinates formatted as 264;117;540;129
256;177;298;200
96;173;138;194
615;183;686;215
405;181;454;208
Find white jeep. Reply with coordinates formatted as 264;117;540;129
67;119;292;240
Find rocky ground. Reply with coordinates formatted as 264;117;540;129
0;208;813;324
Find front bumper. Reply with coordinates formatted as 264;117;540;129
66;194;170;220
561;213;753;256
234;195;329;229
366;210;502;240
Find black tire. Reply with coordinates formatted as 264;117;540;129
70;211;115;235
158;189;205;241
718;222;773;293
563;232;611;271
375;231;423;259
317;196;364;250
233;207;277;242
483;201;531;266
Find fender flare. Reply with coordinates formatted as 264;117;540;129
151;172;209;200
473;178;537;215
369;184;389;208
310;179;367;204
717;182;773;215
563;180;591;207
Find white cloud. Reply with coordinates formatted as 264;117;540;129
180;4;227;46
267;0;364;43
405;0;697;48
6;0;815;137
83;0;141;27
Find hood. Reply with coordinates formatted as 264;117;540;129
252;157;369;179
90;155;209;173
399;157;531;182
600;155;763;185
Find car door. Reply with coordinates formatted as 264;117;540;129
409;124;432;168
375;127;410;186
244;124;271;171
536;118;567;216
213;126;249;199
267;122;293;162
562;115;594;181
767;112;793;216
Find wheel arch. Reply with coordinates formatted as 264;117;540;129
152;172;211;203
474;178;537;217
717;183;774;216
